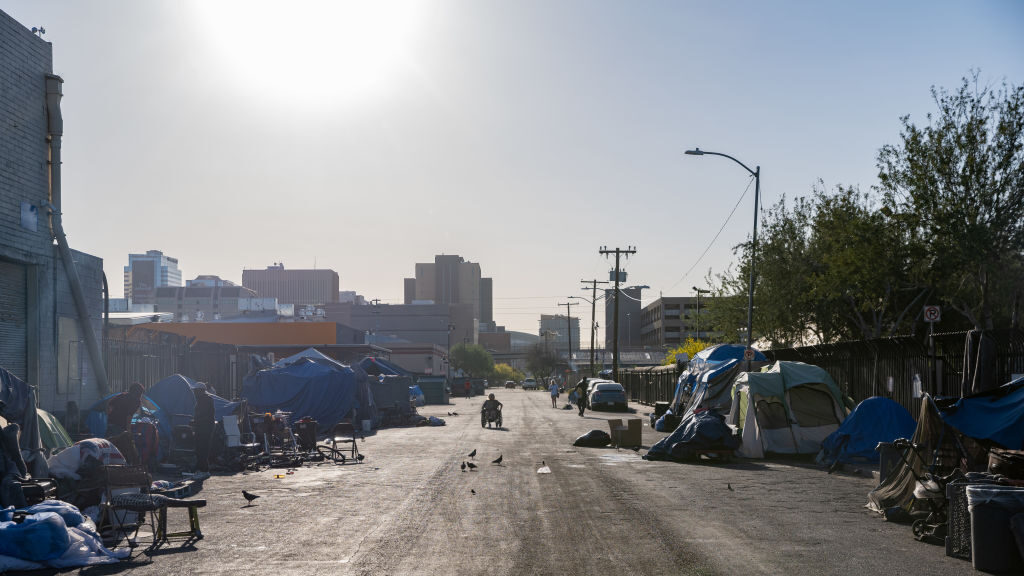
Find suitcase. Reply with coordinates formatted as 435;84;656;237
20;478;57;505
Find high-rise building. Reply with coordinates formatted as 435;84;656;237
403;255;493;324
124;250;182;305
242;263;339;307
539;314;581;353
640;296;696;348
605;286;643;349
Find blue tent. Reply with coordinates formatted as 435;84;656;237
244;348;377;433
939;377;1024;449
818;396;916;466
671;344;768;412
146;374;239;440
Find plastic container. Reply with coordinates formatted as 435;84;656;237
361;419;372;432
875;442;902;484
967;485;1024;573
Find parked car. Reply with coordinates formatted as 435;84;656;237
588;382;627;411
504;380;516;388
522;378;538;390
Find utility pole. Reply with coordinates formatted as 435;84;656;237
558;301;580;383
580;279;608;377
600;246;636;383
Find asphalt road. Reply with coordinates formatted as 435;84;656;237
54;389;974;575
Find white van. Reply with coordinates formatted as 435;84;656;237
522;378;538;390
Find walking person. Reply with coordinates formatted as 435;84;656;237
192;384;215;477
574;379;588;417
549;380;559;408
464;380;472;399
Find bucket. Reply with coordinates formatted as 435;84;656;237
361;419;372;432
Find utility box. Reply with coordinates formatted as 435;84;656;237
607;418;642;448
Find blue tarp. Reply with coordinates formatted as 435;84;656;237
819;397;916;465
359;357;412;377
939;378;1024;450
671;344;767;412
244;348;377;433
146;374;238;440
646;409;739;460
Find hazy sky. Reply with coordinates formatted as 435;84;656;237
4;1;1023;339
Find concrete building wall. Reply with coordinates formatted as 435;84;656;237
242;266;340;307
539;314;581;352
324;302;476;348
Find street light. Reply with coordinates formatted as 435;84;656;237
569;292;607;377
692;286;711;340
685;147;760;360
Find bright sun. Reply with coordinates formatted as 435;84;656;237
189;0;422;110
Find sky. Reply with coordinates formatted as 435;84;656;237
4;1;1023;341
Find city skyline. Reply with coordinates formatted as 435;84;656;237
3;1;1022;336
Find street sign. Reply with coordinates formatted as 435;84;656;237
923;305;941;323
743;347;755;361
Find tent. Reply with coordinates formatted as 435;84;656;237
0;367;46;477
359;357;412;377
726;361;847;458
678;359;744;419
670;344;767;413
244;348;377;433
817;397;916;467
83;392;160;438
145;374;239;445
36;408;73;456
938;377;1024;449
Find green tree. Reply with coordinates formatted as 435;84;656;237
448;343;494;377
525;343;559;380
878;74;1024;330
492;363;524;383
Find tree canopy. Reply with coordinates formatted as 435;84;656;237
525;343;560;380
448;343;494;377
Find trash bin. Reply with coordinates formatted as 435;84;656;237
875;442;902;484
967;485;1024;573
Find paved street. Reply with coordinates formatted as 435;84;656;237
58;389;971;576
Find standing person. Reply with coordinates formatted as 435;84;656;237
192;384;215;477
464;380;472;399
549;380;559;408
106;383;144;437
574;379;588;417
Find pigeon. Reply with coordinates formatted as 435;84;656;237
471;489;476;495
356;454;365;462
468;449;477;459
727;483;734;491
242;490;259;506
461;462;467;472
467;462;477;471
492;455;503;465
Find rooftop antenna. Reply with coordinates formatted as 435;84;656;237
31;27;46;37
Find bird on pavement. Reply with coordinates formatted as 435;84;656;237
727;483;734;491
356;454;365;462
467;462;477;471
242;490;259;506
467;449;476;459
630;446;640;452
461;462;467;472
492;455;503;465
471;489;476;495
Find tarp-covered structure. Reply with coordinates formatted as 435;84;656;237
145;374;239;442
646;409;739;461
670;345;767;413
37;409;72;456
359;357;412;377
817;397;916;467
938;377;1024;449
243;348;377;433
0;367;46;477
726;361;847;458
83;393;160;439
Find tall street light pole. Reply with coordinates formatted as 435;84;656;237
692;286;711;340
577;279;609;377
558;301;580;383
685;148;760;362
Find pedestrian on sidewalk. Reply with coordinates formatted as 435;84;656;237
464;380;472;399
549;380;559;408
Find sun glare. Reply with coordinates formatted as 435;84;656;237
189;1;422;111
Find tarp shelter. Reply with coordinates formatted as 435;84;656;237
83;393;160;438
36;408;72;456
726;361;847;458
678;359;744;419
671;345;767;413
145;374;239;444
359;357;413;378
0;367;46;477
244;348;377;433
817;397;916;467
938;377;1024;449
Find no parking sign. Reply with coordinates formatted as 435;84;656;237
923;305;941;323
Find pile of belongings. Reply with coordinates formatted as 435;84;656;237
413;415;445;427
573;429;612;448
0;499;128;570
644;409;739;461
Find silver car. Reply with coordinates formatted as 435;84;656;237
588;382;627;411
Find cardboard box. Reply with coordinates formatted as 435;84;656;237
607;418;642;447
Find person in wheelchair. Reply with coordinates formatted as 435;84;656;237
481;393;503;427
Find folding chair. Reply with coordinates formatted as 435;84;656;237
329;421;359;459
223;415;259;455
97;465;156;549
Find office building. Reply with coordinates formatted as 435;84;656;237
539;314;581;353
403;254;493;324
124;250;182;305
605;286;643;349
242;263;339;307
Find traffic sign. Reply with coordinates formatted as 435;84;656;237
743;347;755;361
923;305;941;323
